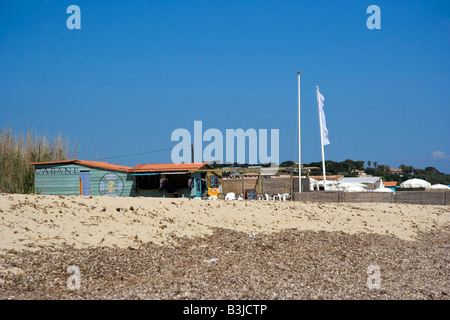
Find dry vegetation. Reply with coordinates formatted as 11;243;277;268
0;127;77;194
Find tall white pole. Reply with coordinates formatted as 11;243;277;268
316;86;327;191
297;72;302;193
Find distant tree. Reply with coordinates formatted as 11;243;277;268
383;174;402;182
373;161;378;168
400;164;414;175
367;161;371;168
279;160;296;168
355;161;365;170
424;166;440;174
399;164;407;173
376;164;390;175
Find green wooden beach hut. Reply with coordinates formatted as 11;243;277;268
31;160;135;196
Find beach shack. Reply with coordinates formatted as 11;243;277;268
128;162;214;198
30;160;216;198
30;160;135;196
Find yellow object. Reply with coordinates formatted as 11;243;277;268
208;188;218;196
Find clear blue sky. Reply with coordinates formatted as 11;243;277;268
1;0;449;173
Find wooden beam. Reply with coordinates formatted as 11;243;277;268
258;172;262;197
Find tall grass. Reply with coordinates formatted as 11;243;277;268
0;127;78;194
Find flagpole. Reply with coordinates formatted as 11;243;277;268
297;72;302;193
316;86;327;191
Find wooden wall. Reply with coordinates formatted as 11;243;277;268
34;164;135;197
293;191;450;206
222;178;258;195
222;176;309;197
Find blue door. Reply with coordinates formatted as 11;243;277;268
190;172;202;198
80;171;90;195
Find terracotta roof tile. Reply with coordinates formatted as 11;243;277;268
383;181;398;187
30;160;211;173
129;163;210;173
30;159;131;172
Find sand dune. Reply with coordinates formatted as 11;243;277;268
1;193;449;253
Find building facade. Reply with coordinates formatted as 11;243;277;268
31;160;212;198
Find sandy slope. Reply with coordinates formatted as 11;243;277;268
0;193;449;253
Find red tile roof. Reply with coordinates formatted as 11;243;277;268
383;181;398;187
30;160;131;172
31;160;212;173
129;163;210;173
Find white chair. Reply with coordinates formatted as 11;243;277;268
225;192;236;200
281;193;291;201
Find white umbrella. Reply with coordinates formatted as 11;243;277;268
345;185;367;192
373;187;395;193
425;184;450;191
338;182;367;188
338;182;367;191
400;178;431;188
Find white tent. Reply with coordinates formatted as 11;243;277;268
339;182;367;188
338;182;367;191
425;184;450;191
400;178;431;189
338;177;382;190
345;185;367;192
373;187;395;193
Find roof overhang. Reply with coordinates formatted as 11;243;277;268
30;159;131;173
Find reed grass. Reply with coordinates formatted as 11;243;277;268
0;127;78;193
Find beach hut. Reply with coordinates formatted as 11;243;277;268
30;160;134;196
400;178;431;189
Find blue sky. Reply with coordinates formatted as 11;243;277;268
1;0;449;172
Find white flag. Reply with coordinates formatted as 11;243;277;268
318;92;330;145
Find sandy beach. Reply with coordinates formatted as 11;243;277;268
0;193;449;299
